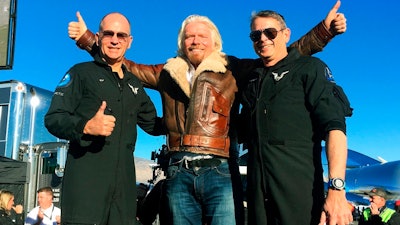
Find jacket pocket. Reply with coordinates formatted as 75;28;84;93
332;84;353;117
198;85;230;136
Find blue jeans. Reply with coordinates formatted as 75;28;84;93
165;158;235;225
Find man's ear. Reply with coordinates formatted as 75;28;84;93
284;28;291;44
95;33;100;46
127;36;133;49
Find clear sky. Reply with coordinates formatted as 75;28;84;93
2;0;400;162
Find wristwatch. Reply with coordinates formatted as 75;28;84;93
328;178;345;190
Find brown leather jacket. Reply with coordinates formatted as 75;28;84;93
161;53;236;157
74;21;335;157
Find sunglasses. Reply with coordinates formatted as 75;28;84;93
249;28;283;42
101;30;130;42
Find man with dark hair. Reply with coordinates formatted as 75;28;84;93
241;9;353;225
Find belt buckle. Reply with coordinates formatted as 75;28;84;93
183;158;200;171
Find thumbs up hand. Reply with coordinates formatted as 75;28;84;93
323;1;347;35
68;11;88;41
83;101;116;136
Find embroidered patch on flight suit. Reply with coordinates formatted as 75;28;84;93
272;70;289;81
324;67;335;82
128;83;139;95
57;73;72;88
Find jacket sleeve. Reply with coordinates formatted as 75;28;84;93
303;58;349;138
136;91;166;136
75;30;164;89
44;69;91;145
289;21;335;56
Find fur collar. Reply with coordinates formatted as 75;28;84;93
163;51;228;97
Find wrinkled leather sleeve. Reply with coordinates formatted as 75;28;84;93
75;30;163;90
76;30;97;54
122;60;164;90
289;20;334;55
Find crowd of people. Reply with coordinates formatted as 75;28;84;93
2;1;399;225
0;187;60;225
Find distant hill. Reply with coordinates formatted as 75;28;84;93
135;157;164;184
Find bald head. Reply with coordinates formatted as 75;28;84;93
99;12;131;34
96;12;133;67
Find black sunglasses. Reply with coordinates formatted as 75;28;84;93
101;30;130;42
249;28;283;42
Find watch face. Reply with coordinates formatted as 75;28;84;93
333;178;345;188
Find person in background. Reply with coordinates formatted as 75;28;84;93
0;190;24;225
241;9;353;225
395;200;400;213
359;187;400;225
45;12;163;225
25;187;61;225
66;2;347;224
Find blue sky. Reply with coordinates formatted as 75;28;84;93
2;0;400;161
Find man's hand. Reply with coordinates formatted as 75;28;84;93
83;101;116;136
370;202;380;215
68;11;88;41
55;215;61;224
37;209;44;221
319;189;353;225
324;1;347;35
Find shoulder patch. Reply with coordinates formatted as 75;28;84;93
57;73;72;88
324;67;335;82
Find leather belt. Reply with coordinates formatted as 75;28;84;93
168;134;229;150
170;157;227;169
186;158;226;168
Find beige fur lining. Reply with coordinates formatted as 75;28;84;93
163;51;228;97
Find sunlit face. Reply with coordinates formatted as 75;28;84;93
183;21;215;68
37;191;53;209
6;196;14;211
251;17;290;66
96;13;133;65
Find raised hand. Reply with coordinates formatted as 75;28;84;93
83;101;116;136
68;11;88;41
324;1;347;35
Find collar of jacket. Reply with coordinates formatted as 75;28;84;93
93;51;130;74
163;51;228;97
253;47;302;78
271;47;301;70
